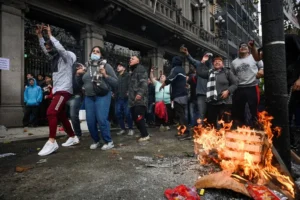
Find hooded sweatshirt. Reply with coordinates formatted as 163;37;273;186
39;36;76;94
165;56;188;100
24;78;43;106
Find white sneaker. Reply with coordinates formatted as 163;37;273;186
90;142;100;150
138;135;150;142
128;129;134;136
159;124;165;132
62;136;80;147
101;142;114;150
165;126;171;131
38;140;59;156
116;130;125;136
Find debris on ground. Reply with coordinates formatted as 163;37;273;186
0;153;16;158
37;159;47;164
28;133;33;136
164;184;200;200
15;166;33;173
133;156;153;162
117;143;127;147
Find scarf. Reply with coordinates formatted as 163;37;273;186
206;69;220;102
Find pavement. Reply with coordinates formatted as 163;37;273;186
0;124;252;200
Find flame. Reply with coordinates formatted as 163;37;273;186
177;125;187;135
193;111;295;198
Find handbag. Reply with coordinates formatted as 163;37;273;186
89;62;109;96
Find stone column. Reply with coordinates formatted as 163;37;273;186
0;4;26;127
147;48;165;77
80;25;106;62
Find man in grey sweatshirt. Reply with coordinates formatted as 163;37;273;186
36;24;79;156
231;42;264;127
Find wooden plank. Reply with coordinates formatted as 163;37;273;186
223;149;261;163
225;141;262;153
226;132;263;143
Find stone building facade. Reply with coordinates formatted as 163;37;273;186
0;0;259;127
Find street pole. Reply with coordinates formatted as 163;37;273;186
225;1;230;66
261;0;291;170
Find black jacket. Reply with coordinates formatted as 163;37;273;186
128;64;148;107
165;56;188;100
115;72;130;99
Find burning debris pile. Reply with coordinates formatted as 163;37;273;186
193;111;297;199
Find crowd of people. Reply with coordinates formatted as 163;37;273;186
23;24;300;157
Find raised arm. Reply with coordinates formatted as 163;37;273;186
43;25;71;63
36;25;51;58
248;40;260;61
180;46;201;68
150;68;157;85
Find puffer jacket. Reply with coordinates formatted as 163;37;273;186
24;78;43;106
128;64;148;107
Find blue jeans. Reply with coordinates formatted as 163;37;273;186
85;92;112;143
189;100;199;127
115;98;133;130
67;95;82;137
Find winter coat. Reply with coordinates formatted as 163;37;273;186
128;64;148;108
197;64;238;105
165;56;188;100
24;78;43;106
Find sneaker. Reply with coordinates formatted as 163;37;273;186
62;136;80;147
90;142;100;150
138;135;150;142
159;125;165;132
23;127;28;132
101;142;114;150
165;126;171;131
38;140;59;156
116;130;126;136
178;133;192;141
128;129;134;136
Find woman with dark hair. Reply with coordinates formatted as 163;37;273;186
76;46;118;150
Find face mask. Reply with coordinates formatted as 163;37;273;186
91;53;100;60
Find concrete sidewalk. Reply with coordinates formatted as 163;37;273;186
0;121;121;143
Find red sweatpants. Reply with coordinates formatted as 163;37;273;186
47;91;75;138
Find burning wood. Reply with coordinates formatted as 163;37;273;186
193;111;297;199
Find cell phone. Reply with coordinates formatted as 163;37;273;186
205;53;213;57
180;44;185;48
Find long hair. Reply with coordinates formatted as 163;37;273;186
89;46;106;58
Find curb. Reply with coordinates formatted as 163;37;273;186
0;127;130;144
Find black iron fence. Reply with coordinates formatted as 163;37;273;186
24;18;83;78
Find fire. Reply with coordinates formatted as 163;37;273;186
193;111;295;198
